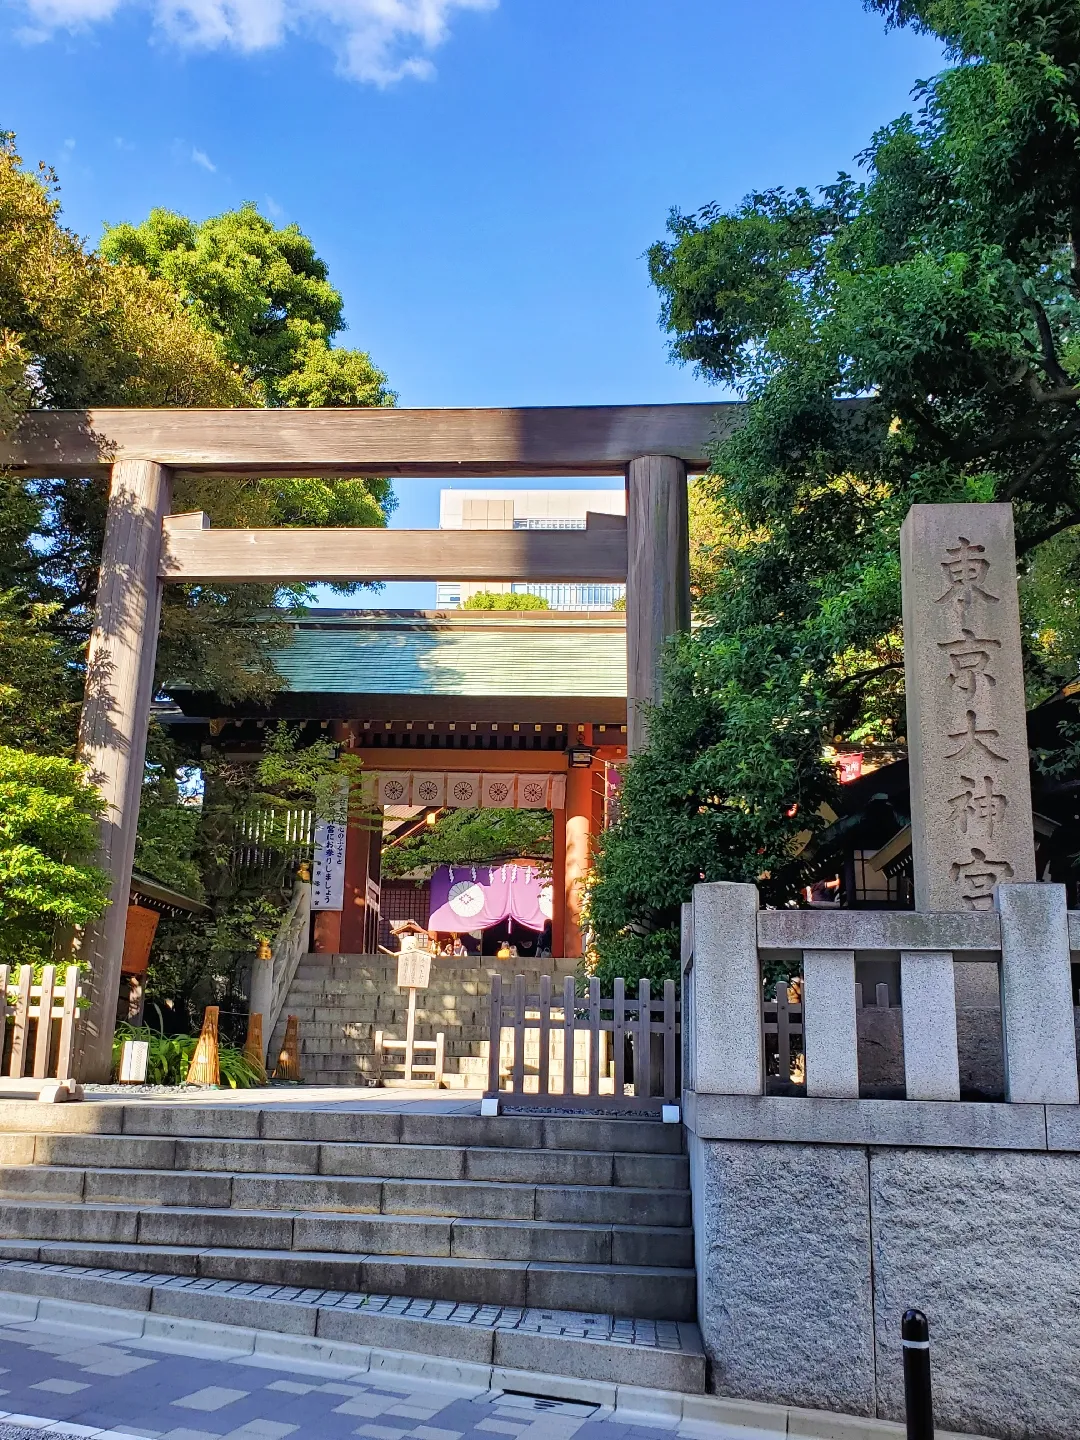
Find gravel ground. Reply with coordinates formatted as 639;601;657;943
81;1082;222;1095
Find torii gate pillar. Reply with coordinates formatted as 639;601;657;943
77;460;172;1082
626;455;691;753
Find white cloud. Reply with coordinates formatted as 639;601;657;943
15;0;497;85
191;145;216;170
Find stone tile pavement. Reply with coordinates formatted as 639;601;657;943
0;1265;693;1354
0;1311;773;1440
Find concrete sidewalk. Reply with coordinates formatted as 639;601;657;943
0;1295;990;1440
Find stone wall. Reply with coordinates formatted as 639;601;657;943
689;1128;1080;1439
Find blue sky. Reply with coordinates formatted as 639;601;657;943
3;0;943;604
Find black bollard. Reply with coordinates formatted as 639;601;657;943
902;1308;934;1440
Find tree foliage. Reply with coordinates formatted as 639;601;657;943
142;724;361;1027
101;204;395;411
590;0;1080;979
460;591;550;610
1;138;398;745
381;808;552;880
0;746;108;967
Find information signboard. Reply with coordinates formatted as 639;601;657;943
397;951;432;990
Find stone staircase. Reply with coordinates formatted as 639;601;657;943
271;952;578;1088
0;1101;702;1391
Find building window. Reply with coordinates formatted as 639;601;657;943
511;517;587;530
510;583;626;610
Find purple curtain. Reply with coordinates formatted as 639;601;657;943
428;864;553;933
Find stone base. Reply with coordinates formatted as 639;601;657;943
690;1131;1080;1440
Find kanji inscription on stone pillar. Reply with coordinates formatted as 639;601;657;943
900;503;1035;913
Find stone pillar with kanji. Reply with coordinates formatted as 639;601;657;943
900;504;1036;913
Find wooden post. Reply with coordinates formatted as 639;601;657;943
587;976;600;1095
403;986;417;1083
562;975;576;1097
637;977;651;1098
662;979;677;1101
511;973;526;1094
11;966;32;1078
626;455;690;753
537;974;552;1097
486;973;502;1094
56;966;78;1084
613;977;626;1095
32;965;56;1079
776;981;791;1085
76;459;172;1081
340;812;376;954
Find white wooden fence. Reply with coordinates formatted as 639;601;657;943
487;973;680;1112
683;881;1080;1105
0;964;82;1093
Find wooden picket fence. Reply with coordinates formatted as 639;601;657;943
0;964;81;1085
486;974;680;1112
763;980;804;1090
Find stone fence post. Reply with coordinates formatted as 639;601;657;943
688;881;763;1095
996;883;1079;1104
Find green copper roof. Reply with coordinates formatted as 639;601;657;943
268;610;627;698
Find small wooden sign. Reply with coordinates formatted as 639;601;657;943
397;952;432;990
118;1039;149;1083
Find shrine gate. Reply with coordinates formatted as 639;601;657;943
1;402;731;1079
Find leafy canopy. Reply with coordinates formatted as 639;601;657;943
590;0;1080;980
101;204;395;410
460;591;550;611
0;746;108;966
381;808;553;880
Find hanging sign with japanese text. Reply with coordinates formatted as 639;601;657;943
311;778;349;911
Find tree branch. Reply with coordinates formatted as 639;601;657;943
1002;415;1080;500
827;660;904;693
1023;293;1072;391
1017;511;1080;556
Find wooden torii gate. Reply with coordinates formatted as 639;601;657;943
1;402;732;1079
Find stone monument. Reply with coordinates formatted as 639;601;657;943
900;503;1035;913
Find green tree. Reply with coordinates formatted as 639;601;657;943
381;808;552;880
590;0;1080;979
142;724;361;1026
0;746;108;967
101;204;395;410
460;591;550;611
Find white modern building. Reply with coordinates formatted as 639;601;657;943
435;488;626;610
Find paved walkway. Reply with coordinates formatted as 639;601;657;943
0;1312;762;1440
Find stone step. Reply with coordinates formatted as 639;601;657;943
0;1165;692;1227
0;1102;685;1155
22;1135;685;1189
0;1198;692;1270
0;1260;706;1394
0;1234;695;1319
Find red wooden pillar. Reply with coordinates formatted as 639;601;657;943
551;806;567;959
340;816;378;954
312;908;341;954
564;760;593;960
